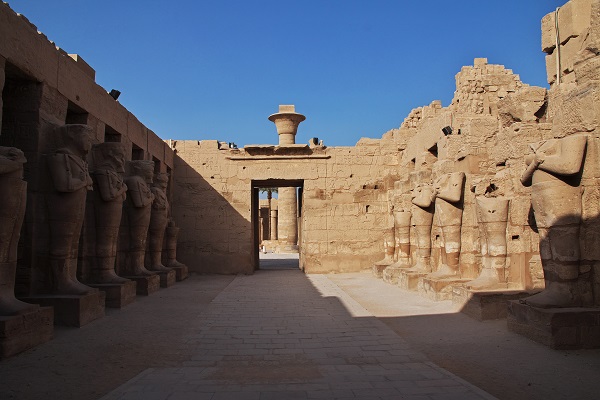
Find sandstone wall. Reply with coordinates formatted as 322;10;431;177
171;138;402;274
0;3;175;293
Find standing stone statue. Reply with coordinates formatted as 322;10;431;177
89;143;129;284
429;172;466;279
520;135;587;308
0;147;37;315
46;124;95;295
466;196;510;290
147;172;172;272
122;160;156;277
409;183;435;272
164;220;187;270
372;223;395;275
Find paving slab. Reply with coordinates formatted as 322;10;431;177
100;268;494;400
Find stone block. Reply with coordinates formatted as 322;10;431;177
382;265;409;284
125;275;160;296
0;307;53;359
419;277;470;301
507;301;600;349
171;265;189;281
88;280;137;308
158;270;177;288
398;270;427;291
23;291;105;327
452;286;541;320
372;264;387;278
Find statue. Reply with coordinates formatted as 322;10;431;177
428;172;466;279
386;211;412;269
372;225;395;272
466;195;510;290
122;160;156;277
0;147;37;315
164;220;187;270
520;135;587;308
89;143;129;284
46;124;95;295
147;172;172;272
409;183;435;272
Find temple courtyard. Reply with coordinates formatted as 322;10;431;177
0;254;598;400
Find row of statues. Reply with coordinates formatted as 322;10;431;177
376;134;589;310
0;124;186;316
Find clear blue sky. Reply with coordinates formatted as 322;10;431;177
8;0;565;147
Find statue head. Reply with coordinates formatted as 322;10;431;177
127;160;155;183
57;124;93;156
92;142;127;173
0;146;26;165
154;172;169;190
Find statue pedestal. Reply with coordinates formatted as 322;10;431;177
23;291;105;327
398;270;428;291
0;307;54;358
419;277;469;301
88;280;137;308
157;270;176;288
372;261;393;278
125;275;160;296
452;286;540;320
171;265;188;281
507;301;600;349
382;265;409;285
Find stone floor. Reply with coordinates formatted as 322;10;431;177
0;255;598;399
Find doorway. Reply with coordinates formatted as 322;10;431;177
251;179;304;271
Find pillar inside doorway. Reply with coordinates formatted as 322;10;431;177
277;187;298;252
269;209;278;240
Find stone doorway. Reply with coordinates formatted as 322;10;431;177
252;179;304;271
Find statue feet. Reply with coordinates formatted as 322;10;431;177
428;264;458;280
387;258;411;270
523;282;580;309
407;257;430;273
465;273;500;290
148;263;172;273
93;269;130;284
0;295;39;316
51;259;94;295
166;259;187;269
373;256;395;267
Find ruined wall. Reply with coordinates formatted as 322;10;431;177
171;138;402;274
0;3;175;293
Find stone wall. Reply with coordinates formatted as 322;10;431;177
171;138;402;274
0;3;175;294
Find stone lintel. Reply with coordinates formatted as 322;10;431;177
0;307;53;358
507;301;600;349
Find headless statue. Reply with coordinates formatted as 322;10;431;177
428;172;465;279
46;124;95;295
147;172;172;272
0;147;38;315
520;135;587;308
409;183;435;272
90;143;129;284
123;160;156;277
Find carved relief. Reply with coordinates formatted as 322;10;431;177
89;142;129;284
122;160;156;277
0;147;37;315
520;135;587;308
45;124;95;295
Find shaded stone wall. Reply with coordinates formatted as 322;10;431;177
0;3;175;294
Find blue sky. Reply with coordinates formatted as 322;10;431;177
8;1;565;147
